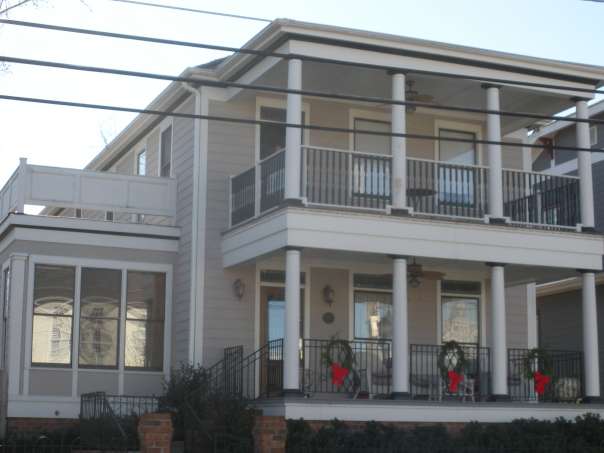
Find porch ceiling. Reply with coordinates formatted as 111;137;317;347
235;59;575;134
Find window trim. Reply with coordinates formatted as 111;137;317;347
136;148;147;176
353;289;393;341
437;279;485;346
24;255;172;398
590;125;598;147
254;97;311;164
158;118;174;177
348;108;391;153
434;120;483;165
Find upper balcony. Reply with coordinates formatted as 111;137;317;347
229;146;581;230
0;158;177;226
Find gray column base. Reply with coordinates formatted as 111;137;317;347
282;388;304;398
282;198;305;207
390;208;411;217
488;217;507;225
488;394;511;402
391;392;411;400
583;396;603;404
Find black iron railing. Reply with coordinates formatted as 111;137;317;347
260;150;286;212
508;349;583;402
230;166;256;226
409;343;491;401
80;391;160;449
300;339;392;397
503;169;580;228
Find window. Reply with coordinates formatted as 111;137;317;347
258;107;306;160
105;211;114;222
438;129;477;205
352;119;391;197
32;265;75;366
78;268;121;368
354;291;392;339
125;271;165;370
353;118;391;155
591;126;598;147
160;126;172;177
441;280;480;345
75;209;82;218
137;149;147;176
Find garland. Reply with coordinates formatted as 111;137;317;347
438;341;467;393
321;338;356;388
522;348;553;395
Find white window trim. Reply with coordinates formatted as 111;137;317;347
254;97;311;163
437;280;486;346
23;255;172;398
590;125;598;147
158;117;174;177
348;108;391;153
135;147;147;176
434;119;484;165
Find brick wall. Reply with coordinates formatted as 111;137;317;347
137;412;173;453
253;415;287;453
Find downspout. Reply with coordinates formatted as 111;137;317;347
182;82;207;365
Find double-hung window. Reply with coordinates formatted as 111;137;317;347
441;280;481;345
353;274;393;340
137;149;147;176
352;118;391;199
438;129;477;206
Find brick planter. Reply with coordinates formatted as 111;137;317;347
138;412;173;453
253;415;287;453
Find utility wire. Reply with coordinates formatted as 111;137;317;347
0;0;32;15
0;18;602;96
109;0;272;23
1;93;603;155
2;54;603;127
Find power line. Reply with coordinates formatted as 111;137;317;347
3;54;604;127
0;18;602;96
1;93;603;154
0;0;32;15
109;0;272;23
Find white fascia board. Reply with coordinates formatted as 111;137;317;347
287;40;593;99
222;208;603;270
257;399;604;423
0;214;180;253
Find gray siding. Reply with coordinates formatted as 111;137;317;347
538;285;604;394
202;99;256;366
505;284;528;349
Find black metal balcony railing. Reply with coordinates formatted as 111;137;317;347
300;338;392;397
230;166;255;226
508;348;584;402
410;343;491;401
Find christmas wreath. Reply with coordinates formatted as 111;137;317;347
320;338;357;389
438;341;467;393
522;348;553;395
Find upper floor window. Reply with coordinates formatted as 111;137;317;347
137;149;147;176
32;265;75;366
160;126;172;177
353;118;391;155
259;106;306;161
591;125;598;147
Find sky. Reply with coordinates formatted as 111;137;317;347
1;0;604;188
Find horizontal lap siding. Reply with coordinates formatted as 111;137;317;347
505;284;528;349
171;97;195;366
203;100;256;366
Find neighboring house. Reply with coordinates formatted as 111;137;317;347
1;19;604;430
532;100;604;394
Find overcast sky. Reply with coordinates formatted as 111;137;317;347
1;0;603;187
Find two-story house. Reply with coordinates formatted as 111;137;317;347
1;19;604;429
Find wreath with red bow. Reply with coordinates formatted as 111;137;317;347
438;341;467;393
321;338;359;389
522;348;553;395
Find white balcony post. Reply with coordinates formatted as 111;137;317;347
488;262;509;399
391;73;408;215
484;85;504;222
581;271;601;402
576;99;595;231
283;247;302;395
391;255;410;398
284;58;302;203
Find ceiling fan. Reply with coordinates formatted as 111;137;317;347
407;258;445;288
405;80;436;113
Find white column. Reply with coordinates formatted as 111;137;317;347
489;263;508;399
7;254;27;399
391;256;409;398
283;247;301;394
581;271;600;401
485;85;504;221
391;73;408;214
526;282;538;349
576;99;595;230
284;58;302;202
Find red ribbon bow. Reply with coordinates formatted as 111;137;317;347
331;362;349;387
533;371;551;395
447;370;463;393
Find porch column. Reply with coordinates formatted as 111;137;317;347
7;254;27;399
581;270;601;402
488;262;509;400
283;247;302;395
391;256;410;398
390;72;409;215
484;85;505;223
284;58;303;203
576;99;595;231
